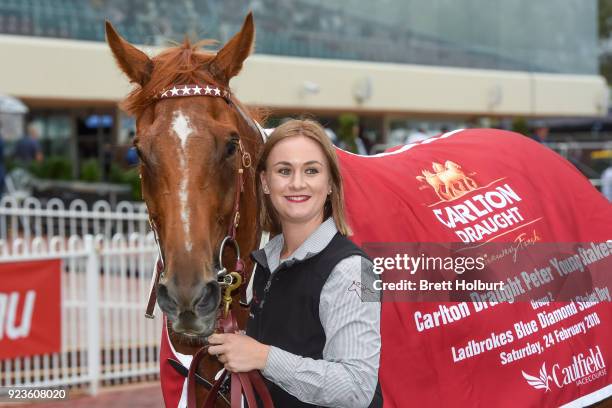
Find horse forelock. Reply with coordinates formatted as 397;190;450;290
120;38;267;129
121;39;217;116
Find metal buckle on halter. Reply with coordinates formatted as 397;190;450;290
233;212;240;231
222;272;242;317
216;236;240;282
239;140;252;168
216;236;243;317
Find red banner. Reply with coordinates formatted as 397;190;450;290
338;129;612;407
0;260;61;359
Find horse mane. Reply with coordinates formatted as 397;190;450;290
121;38;266;124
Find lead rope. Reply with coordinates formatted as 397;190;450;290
186;263;273;408
186;311;274;408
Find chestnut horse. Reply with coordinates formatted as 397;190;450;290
106;13;267;407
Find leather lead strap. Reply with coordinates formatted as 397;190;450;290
188;347;212;408
227;163;243;240
248;370;274;407
187;310;274;408
145;258;163;318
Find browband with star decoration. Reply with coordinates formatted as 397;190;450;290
158;84;230;100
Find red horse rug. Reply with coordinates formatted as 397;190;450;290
338;128;612;408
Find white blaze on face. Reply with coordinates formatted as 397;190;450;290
172;110;194;252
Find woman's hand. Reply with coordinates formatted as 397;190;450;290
207;333;270;373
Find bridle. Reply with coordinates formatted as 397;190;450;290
144;82;267;320
140;82;273;408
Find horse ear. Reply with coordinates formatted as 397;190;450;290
105;21;153;85
210;12;255;83
446;160;460;168
432;162;444;172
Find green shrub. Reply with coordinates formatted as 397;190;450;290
27;156;72;180
109;164;142;200
337;113;359;153
123;168;142;200
80;159;101;182
26;161;44;178
109;163;125;184
46;156;73;180
512;118;529;137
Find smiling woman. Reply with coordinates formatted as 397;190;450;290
207;119;383;408
257;120;352;237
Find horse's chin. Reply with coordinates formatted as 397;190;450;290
171;331;210;347
168;318;216;347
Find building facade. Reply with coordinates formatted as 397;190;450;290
0;0;606;171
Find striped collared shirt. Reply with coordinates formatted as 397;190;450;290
257;218;380;407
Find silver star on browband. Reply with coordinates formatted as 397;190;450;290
158;84;229;99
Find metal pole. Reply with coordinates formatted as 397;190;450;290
85;235;100;395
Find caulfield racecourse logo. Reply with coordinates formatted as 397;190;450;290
522;346;607;392
416;160;478;202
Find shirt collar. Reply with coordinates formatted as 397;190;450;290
251;217;338;272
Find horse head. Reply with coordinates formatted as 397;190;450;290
420;169;436;178
431;162;445;173
106;14;262;342
444;160;461;170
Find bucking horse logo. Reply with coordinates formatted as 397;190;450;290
416;160;478;201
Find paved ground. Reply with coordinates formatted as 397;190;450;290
2;382;163;408
5;382;612;407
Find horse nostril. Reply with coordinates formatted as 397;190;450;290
195;280;221;315
157;283;178;316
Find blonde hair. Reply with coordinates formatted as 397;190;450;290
256;119;352;235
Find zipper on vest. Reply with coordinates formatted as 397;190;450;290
259;264;286;309
254;270;275;340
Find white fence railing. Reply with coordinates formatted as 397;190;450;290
0;198;161;395
0;196;150;246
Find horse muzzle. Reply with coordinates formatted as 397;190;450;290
157;279;221;336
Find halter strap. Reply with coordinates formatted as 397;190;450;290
156;82;268;143
158;84;230;100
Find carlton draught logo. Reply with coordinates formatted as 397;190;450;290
416;160;540;243
416;161;478;201
521;346;606;392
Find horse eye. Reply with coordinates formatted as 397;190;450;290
225;139;238;157
135;147;148;165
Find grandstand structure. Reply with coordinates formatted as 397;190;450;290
0;0;607;170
